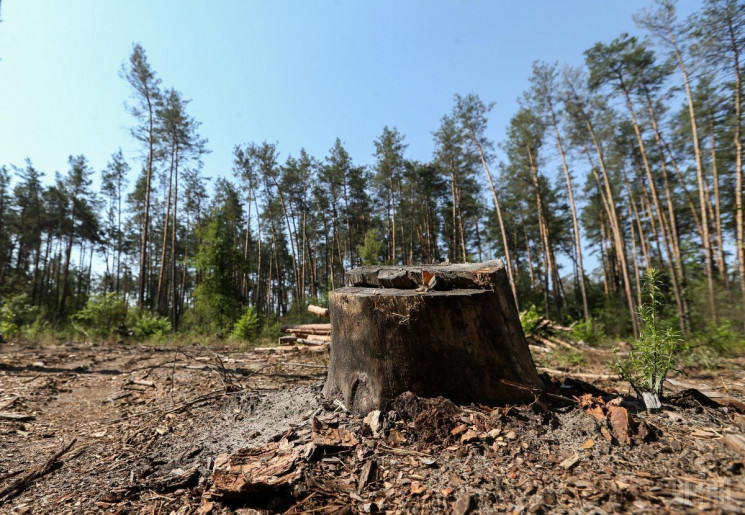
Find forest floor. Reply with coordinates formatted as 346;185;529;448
0;339;744;514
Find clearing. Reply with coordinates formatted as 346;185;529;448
0;339;744;514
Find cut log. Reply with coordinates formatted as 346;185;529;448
324;260;543;414
280;324;331;336
307;304;330;317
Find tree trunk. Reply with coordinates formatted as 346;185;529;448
138;97;155;307
548;99;589;321
325;261;542;414
467;128;518;307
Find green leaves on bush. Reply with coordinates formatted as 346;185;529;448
231;308;260;342
571;319;605;346
614;269;683;397
129;311;171;339
520;305;541;335
0;294;40;340
72;293;128;337
70;293;170;340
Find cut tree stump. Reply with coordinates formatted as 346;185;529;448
323;260;543;414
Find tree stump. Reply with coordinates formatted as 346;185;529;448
323;260;543;414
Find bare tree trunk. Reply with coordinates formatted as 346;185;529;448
467;128;518;306
619;82;687;331
156;144;175;312
547;97;589;321
518;211;535;290
667;30;715;325
582;126;639;335
527;146;561;319
138;97;155;308
170;155;179;329
709;113;728;286
730;25;745;302
644;91;692;322
599;214;610;296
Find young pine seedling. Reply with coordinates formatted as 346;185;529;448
614;268;683;409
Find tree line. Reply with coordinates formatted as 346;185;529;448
1;0;743;338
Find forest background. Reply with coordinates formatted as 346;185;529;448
1;0;744;356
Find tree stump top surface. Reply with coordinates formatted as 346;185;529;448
334;286;489;298
345;259;505;290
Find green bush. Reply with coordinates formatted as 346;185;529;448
72;293;128;338
614;269;684;397
520;305;541;335
128;310;171;339
0;294;40;339
695;320;744;355
261;319;282;341
571;319;605;346
231;307;260;341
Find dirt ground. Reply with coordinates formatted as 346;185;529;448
1;339;744;514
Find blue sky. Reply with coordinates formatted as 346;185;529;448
0;0;701;186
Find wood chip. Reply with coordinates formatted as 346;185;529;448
722;434;745;456
560;455;581;470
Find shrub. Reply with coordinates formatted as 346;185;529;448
571;319;605;346
695;320;744;355
0;294;40;340
520;305;541;335
72;293;128;338
261;319;282;341
231;307;260;342
129;310;171;339
551;346;587;370
614;269;684;397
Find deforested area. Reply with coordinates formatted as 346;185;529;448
1;1;745;513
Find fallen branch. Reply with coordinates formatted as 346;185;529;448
0;438;77;502
537;367;616;381
279;362;328;369
0;412;34;421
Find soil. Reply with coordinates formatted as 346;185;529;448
1;339;744;514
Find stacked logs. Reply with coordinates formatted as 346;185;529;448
279;323;331;346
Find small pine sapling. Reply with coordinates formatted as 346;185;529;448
614;269;683;405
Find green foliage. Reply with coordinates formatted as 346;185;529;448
519;305;541;335
571;319;605;346
551;347;588;370
357;228;384;266
261;320;282;341
128;310;171;339
71;293;128;338
614;269;684;397
696;320;743;354
231;307;260;342
0;294;39;339
193;203;246;334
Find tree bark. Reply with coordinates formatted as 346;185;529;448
325;261;542;414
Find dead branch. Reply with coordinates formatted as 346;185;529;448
537;367;617;381
0;438;77;502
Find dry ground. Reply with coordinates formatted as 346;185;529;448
0;339;744;514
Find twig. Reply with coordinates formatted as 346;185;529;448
279;362;327;369
0;397;19;411
537;367;616;381
283;491;318;515
0;438;77;502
